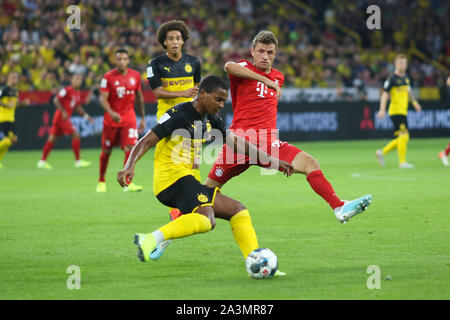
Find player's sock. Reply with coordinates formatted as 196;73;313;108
397;133;409;164
306;169;344;210
71;138;81;161
445;144;450;156
99;151;111;182
0;137;12;161
158;212;212;240
124;150;131;165
41;141;54;161
230;209;259;258
382;137;400;155
168;207;182;220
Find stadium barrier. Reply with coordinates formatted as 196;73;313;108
11;101;450;150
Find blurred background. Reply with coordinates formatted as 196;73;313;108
1;0;448;101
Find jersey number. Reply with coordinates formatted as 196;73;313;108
128;128;138;139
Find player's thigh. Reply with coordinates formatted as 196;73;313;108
390;115;408;136
207;144;251;187
212;192;246;221
119;124;138;149
102;125;120;149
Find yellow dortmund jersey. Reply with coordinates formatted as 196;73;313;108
146;53;201;119
383;73;411;116
151;102;227;196
0;85;19;122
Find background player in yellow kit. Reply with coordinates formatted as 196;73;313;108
146;20;202;220
376;54;422;169
0;72;30;168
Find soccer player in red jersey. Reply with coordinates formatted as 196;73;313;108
205;31;372;224
38;73;93;169
96;48;146;193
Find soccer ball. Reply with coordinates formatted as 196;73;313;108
246;248;278;279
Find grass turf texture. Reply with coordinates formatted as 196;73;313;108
0;138;449;300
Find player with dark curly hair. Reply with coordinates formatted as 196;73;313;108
147;20;202;222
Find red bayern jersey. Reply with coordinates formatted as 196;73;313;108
229;60;284;131
53;86;81;122
100;68;141;127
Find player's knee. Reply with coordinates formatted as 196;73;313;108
102;148;112;155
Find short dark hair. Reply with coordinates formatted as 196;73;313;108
199;75;228;93
157;20;190;49
252;30;278;48
115;48;129;56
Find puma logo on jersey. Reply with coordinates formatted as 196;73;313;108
164;67;171;72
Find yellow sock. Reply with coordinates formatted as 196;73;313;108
0;137;12;161
158;212;212;240
397;133;409;164
382;136;400;155
192;168;201;182
230;210;259;258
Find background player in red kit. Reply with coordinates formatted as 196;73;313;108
96;48;146;193
205;31;372;224
38;73;93;169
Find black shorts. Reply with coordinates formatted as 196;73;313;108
390;115;408;135
156;175;219;214
0;122;16;138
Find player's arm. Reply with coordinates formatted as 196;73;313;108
74;105;94;123
408;87;422;112
99;90;121;123
377;90;389;119
225;131;294;177
53;94;68;120
152;85;199;99
117;129;160;187
224;61;281;99
135;88;146;134
0;100;15;109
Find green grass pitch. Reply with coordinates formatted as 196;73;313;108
0;138;449;300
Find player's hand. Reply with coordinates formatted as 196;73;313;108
273;159;294;177
117;167;134;187
109;111;121;123
264;79;281;100
87;116;94;124
414;103;422;112
22;99;31;106
376;110;386;119
138;118;145;134
183;86;199;98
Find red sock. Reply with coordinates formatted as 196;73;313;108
41;141;54;161
99;151;111;182
306;170;345;210
123;150;132;183
445;143;450;156
72;138;81;161
124;150;131;165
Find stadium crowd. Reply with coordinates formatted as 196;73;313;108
0;0;448;97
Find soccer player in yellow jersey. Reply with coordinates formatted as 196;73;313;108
147;20;201;220
376;54;422;168
0;72;30;168
117;76;293;274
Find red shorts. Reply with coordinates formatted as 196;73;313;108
208;139;302;185
101;122;138;150
50;119;76;136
